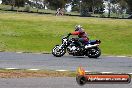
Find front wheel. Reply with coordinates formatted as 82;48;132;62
87;47;101;58
52;45;66;57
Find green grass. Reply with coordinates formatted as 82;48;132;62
0;11;132;56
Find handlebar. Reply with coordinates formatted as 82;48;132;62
66;34;70;38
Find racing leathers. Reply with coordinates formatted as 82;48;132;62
69;28;89;46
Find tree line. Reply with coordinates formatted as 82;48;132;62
1;0;132;17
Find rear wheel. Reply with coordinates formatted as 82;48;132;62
52;45;66;57
87;47;101;58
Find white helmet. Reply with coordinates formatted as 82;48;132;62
75;25;82;31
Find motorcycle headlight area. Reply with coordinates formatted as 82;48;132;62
62;39;67;44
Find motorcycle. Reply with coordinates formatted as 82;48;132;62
52;35;101;58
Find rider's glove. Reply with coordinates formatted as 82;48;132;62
67;33;71;37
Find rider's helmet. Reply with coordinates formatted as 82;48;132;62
75;25;82;31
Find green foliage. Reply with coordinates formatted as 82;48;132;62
66;0;104;13
2;0;28;8
126;0;132;12
24;5;30;12
81;0;103;10
70;0;80;12
45;0;67;10
110;0;132;12
80;0;103;16
15;0;27;7
72;5;79;12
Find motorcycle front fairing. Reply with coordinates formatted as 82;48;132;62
52;35;101;58
85;40;101;45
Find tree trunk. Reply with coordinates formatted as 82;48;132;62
92;0;95;14
11;5;14;10
37;8;39;12
92;6;95;14
108;2;111;18
17;6;20;13
108;9;111;18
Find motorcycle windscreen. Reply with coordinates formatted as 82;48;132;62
85;40;97;45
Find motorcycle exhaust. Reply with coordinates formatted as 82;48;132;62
85;44;99;48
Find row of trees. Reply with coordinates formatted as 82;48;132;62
2;0;28;8
1;0;132;17
45;0;132;13
1;0;104;16
105;0;132;18
124;0;132;11
44;0;132;17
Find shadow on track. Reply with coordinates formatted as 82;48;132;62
54;55;102;60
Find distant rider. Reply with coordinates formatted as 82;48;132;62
68;25;89;46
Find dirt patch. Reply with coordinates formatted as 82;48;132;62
0;70;76;78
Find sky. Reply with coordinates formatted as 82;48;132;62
0;0;2;4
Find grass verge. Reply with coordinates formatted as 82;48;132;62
0;69;76;78
0;69;131;78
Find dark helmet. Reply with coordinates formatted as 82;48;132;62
75;25;82;31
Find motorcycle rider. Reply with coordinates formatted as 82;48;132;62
68;25;89;46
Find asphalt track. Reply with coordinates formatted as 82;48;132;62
0;52;132;73
0;77;132;88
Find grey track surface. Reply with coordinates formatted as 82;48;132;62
0;52;132;73
0;77;132;88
